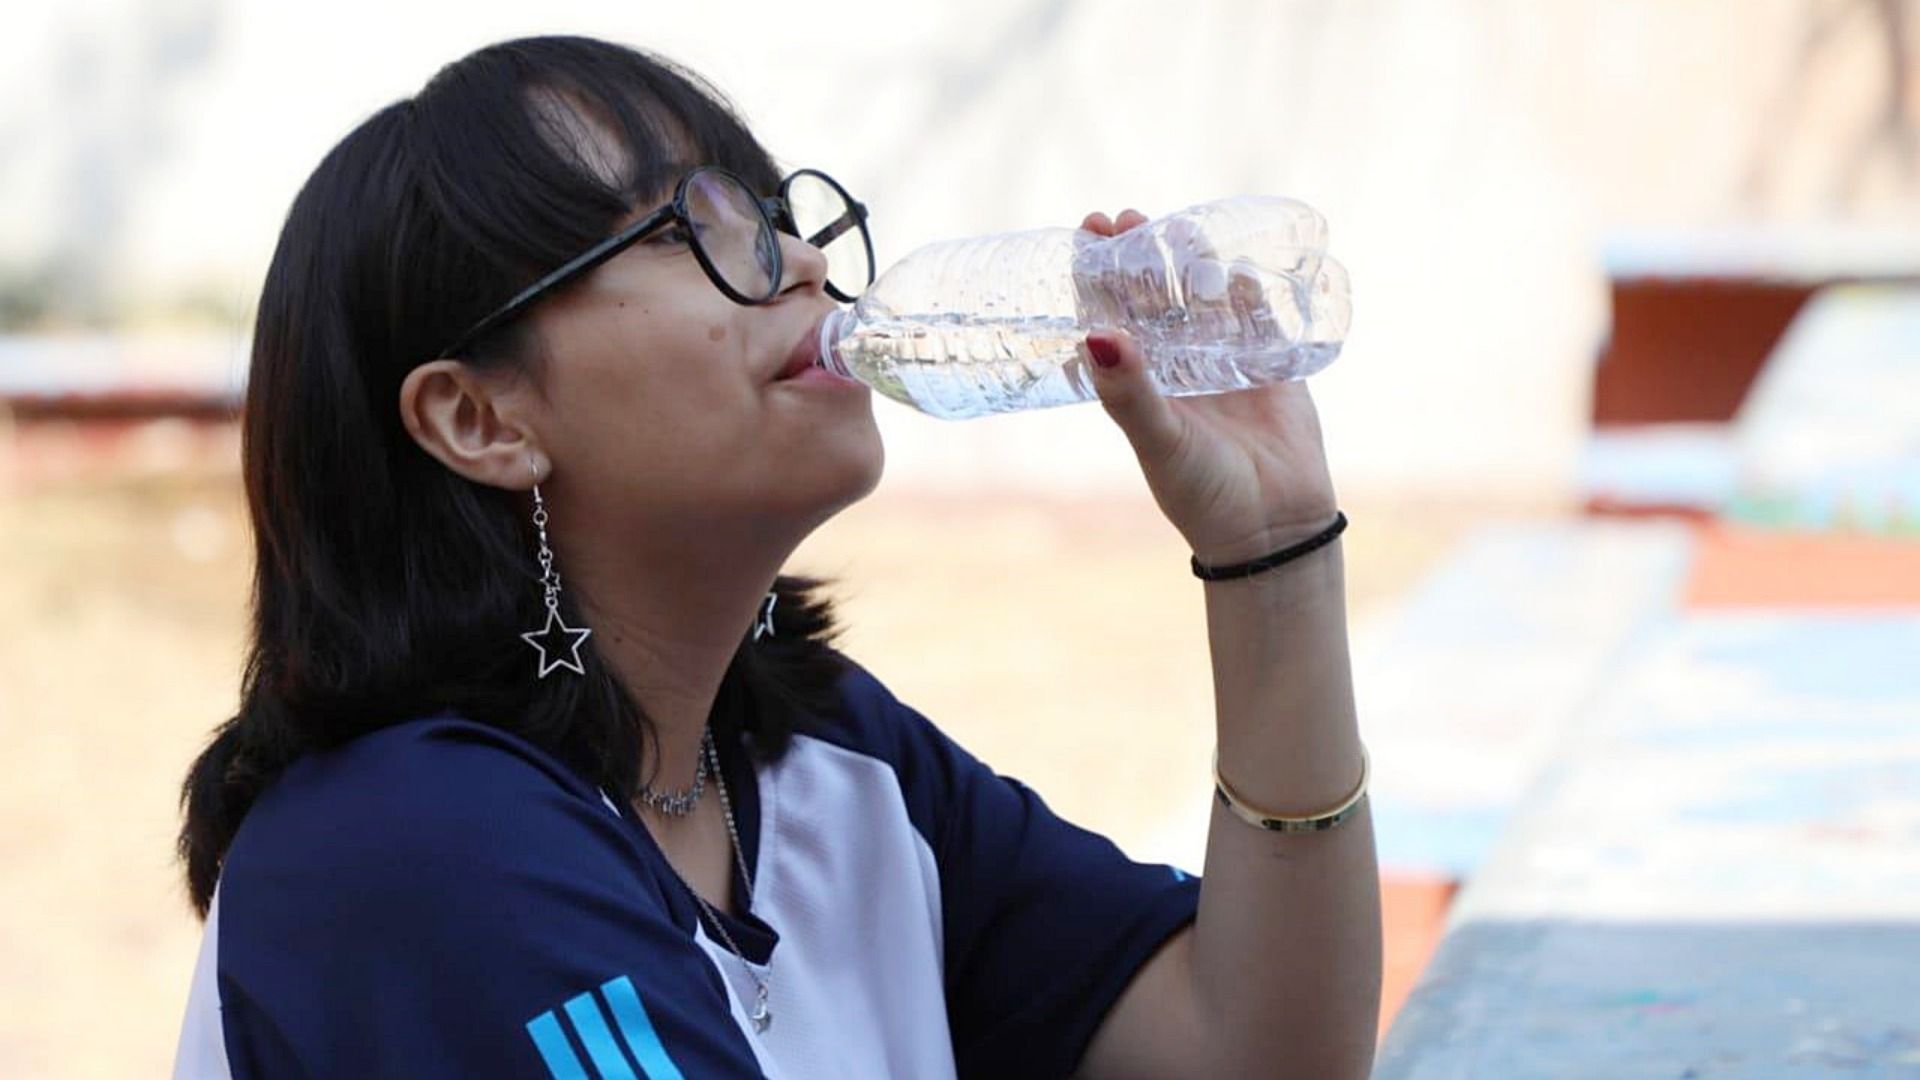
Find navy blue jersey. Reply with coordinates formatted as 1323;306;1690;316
174;658;1200;1078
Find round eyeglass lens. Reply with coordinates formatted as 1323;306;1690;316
685;170;778;301
785;171;873;301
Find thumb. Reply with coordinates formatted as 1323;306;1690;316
1084;329;1182;464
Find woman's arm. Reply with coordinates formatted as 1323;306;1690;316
1077;528;1380;1079
1069;207;1380;1079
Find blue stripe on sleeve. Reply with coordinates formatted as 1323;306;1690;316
600;975;689;1080
524;1011;590;1080
562;991;641;1080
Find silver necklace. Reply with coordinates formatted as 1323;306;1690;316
656;735;773;1032
635;727;712;818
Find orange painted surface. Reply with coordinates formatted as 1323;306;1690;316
1377;873;1460;1043
1684;524;1920;609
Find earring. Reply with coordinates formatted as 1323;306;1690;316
752;591;778;642
519;458;593;678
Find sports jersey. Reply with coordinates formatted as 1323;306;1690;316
172;659;1201;1078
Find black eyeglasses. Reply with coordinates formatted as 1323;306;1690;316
437;165;874;359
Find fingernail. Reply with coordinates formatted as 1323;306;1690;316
1087;336;1121;370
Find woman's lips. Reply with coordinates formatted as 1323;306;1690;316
774;317;827;380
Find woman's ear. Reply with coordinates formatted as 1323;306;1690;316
398;360;546;490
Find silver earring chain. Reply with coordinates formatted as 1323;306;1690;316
532;484;562;618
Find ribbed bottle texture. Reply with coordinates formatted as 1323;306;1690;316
819;196;1351;420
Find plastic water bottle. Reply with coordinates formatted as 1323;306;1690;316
814;195;1351;420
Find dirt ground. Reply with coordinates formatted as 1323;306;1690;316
0;420;1477;1077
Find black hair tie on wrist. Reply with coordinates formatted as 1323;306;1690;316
1190;511;1348;581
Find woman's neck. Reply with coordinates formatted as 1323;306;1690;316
558;510;801;802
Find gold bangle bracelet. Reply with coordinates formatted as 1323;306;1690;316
1212;744;1370;833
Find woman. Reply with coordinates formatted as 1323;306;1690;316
172;34;1379;1080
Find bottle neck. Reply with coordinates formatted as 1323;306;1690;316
817;308;854;378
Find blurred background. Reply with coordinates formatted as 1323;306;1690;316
3;0;1917;1075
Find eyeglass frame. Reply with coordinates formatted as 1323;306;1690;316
436;165;873;360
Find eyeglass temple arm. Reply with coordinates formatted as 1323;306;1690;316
439;205;677;358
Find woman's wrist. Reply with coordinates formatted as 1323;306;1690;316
1186;507;1343;569
1191;510;1346;583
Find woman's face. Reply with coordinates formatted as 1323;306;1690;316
519;175;884;551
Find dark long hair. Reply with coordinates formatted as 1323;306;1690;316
177;36;853;920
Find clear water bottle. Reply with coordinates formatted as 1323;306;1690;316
814;195;1351;420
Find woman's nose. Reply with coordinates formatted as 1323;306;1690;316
776;230;830;297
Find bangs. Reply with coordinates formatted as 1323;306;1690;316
410;36;782;281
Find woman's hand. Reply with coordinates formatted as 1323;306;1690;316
1078;209;1339;567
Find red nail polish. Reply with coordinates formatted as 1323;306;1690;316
1087;336;1121;370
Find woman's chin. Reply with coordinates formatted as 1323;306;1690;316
808;433;886;524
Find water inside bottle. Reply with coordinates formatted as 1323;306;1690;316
831;311;1339;421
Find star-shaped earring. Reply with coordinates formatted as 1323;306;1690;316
752;591;778;642
521;609;593;678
